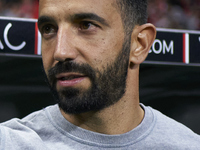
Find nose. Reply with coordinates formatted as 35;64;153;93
54;27;78;62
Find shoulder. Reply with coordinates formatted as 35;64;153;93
144;105;200;149
0;105;58;150
1;104;59;129
152;107;197;134
1;106;46;130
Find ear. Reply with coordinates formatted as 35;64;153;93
129;23;156;65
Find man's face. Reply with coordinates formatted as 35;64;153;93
38;0;130;114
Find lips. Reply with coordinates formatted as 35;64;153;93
57;73;85;80
59;75;84;81
56;73;86;87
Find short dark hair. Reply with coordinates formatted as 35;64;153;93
116;0;148;35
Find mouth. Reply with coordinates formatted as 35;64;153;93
56;73;86;88
59;75;84;81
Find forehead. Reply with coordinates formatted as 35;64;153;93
39;0;119;20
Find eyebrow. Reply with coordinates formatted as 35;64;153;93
37;16;56;28
38;13;110;28
71;13;110;27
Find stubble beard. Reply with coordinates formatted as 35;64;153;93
46;38;131;114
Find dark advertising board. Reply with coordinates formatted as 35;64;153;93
189;34;200;64
0;17;199;65
146;28;200;65
0;17;41;56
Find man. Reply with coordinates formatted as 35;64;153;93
0;0;200;149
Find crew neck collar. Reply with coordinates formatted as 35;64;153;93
46;104;156;148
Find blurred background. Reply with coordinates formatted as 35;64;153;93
148;0;200;30
0;0;200;134
0;0;38;19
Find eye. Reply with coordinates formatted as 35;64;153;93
40;24;57;38
79;21;97;30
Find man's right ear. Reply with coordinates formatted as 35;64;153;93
129;23;156;65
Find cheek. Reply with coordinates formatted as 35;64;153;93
42;56;50;79
41;44;55;73
42;52;52;77
96;37;124;64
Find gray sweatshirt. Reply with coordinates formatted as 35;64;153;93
1;104;200;150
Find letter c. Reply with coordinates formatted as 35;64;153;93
4;23;26;51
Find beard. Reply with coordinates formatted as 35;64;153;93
46;39;131;114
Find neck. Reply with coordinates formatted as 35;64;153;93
60;101;144;135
